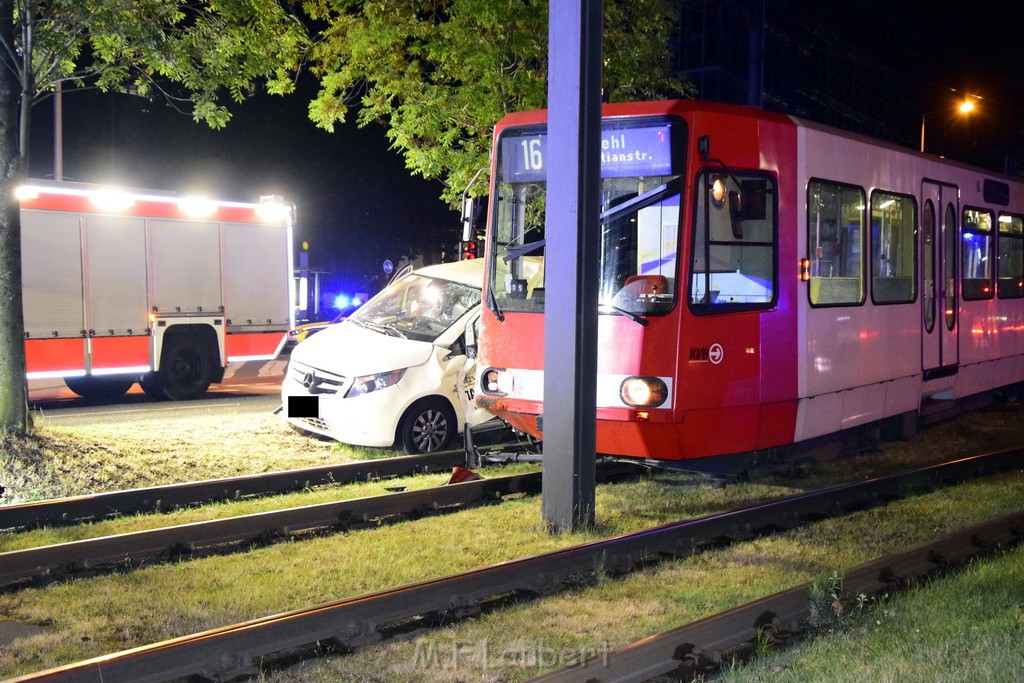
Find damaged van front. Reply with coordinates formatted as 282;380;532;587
280;259;492;453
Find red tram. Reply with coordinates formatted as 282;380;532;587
475;100;1024;469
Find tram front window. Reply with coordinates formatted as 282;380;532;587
489;121;682;318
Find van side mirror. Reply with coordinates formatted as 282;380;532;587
464;316;479;359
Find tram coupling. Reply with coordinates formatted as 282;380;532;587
464;418;542;468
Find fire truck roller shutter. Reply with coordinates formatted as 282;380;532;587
140;324;219;400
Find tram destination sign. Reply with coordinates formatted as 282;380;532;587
500;121;675;182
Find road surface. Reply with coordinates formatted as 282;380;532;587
29;360;286;425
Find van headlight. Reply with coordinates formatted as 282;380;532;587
619;376;668;407
345;368;406;398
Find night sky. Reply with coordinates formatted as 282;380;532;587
791;0;1024;170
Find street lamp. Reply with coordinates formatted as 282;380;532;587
920;96;978;153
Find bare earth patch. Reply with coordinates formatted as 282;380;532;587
0;411;377;504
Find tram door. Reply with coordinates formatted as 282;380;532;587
920;180;959;373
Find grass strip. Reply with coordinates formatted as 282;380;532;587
0;401;1021;680
1;471;1020;680
260;473;1024;682
717;542;1024;682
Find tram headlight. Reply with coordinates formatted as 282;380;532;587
619;376;668;407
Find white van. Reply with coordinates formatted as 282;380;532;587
280;259;493;453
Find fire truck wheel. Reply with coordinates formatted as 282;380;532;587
145;335;216;401
64;375;135;400
398;398;457;454
139;372;166;401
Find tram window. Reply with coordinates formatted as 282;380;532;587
599;182;680;316
808;180;865;306
997;213;1024;299
962;207;994;300
870;191;916;304
690;171;776;311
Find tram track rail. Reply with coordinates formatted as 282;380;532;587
0;450;467;531
0;470;543;590
528;509;1024;682
10;446;1023;682
0;461;639;590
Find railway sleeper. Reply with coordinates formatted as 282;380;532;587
677;645;723;677
249;527;291;547
758;613;802;646
158;542;195;561
332;620;383;650
520;571;563;597
876;553;954;590
214;641;343;682
656;539;697;560
441;596;484;620
693;534;734;551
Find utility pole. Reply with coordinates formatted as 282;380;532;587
541;0;603;532
54;81;63;181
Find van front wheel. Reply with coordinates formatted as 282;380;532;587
398;399;457;454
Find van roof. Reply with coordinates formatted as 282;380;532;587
414;258;485;288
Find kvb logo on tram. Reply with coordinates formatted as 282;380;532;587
689;343;724;365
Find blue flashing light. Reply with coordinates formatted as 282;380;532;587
332;293;365;310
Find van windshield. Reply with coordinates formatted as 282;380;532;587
350;273;481;343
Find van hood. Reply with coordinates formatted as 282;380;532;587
290;319;436;376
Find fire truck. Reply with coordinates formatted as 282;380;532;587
18;181;294;400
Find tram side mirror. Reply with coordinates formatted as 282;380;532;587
728;191;743;239
728;180;769;240
461;195;489;241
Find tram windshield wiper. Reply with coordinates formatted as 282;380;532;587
487;284;505;322
599;177;683;225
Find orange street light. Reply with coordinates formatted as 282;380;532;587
920;95;978;153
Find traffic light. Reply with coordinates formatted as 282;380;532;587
460;240;478;260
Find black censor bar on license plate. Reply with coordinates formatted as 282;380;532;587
288;395;319;418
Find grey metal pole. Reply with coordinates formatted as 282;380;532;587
541;0;603;532
54;81;63;181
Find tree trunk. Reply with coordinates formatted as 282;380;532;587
0;3;30;433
